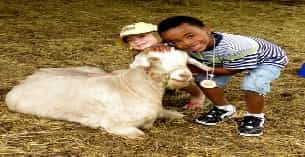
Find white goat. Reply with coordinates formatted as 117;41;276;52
6;49;210;139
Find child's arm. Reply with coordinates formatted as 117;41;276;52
187;65;242;75
149;43;171;52
213;67;243;75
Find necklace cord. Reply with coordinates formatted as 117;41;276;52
206;35;216;80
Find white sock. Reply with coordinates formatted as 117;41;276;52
216;104;235;112
245;112;265;119
244;112;265;126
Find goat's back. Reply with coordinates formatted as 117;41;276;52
5;67;109;116
5;66;163;128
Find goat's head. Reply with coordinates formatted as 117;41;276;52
130;49;192;89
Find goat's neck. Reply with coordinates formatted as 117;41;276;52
118;68;166;103
146;69;169;89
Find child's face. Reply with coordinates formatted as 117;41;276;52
160;23;213;52
126;33;159;51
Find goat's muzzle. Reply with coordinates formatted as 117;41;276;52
167;68;192;89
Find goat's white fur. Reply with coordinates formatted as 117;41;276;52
131;48;211;89
131;48;211;73
6;49;206;139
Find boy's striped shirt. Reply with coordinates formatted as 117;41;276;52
190;32;288;70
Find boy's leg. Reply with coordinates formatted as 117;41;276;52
240;65;282;136
245;91;264;113
181;81;205;109
194;74;236;125
202;87;228;106
183;82;203;98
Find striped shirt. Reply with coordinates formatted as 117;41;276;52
190;32;288;70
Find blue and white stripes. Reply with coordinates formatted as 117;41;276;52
190;32;288;70
252;37;288;68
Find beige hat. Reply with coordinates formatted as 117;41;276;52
120;22;157;39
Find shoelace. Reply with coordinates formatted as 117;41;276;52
206;107;227;119
241;116;262;128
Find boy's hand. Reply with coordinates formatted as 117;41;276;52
187;64;206;73
149;43;172;52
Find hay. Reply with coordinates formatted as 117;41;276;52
0;0;305;156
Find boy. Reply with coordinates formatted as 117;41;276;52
157;16;288;136
120;22;205;109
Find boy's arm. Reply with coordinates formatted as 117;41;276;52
149;45;242;75
187;64;242;75
213;67;242;75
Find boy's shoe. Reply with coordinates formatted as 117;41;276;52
195;106;236;125
239;116;264;136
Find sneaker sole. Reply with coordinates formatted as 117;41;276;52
195;119;217;126
195;113;235;126
239;132;263;137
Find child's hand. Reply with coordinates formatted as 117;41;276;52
183;98;204;110
149;43;172;52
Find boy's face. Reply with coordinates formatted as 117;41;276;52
126;33;159;51
160;23;213;52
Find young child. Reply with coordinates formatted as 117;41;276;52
120;22;205;109
157;16;288;136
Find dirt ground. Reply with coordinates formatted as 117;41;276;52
0;0;305;156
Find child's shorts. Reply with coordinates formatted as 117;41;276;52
194;64;282;95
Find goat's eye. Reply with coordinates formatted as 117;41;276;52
149;57;159;62
166;41;176;47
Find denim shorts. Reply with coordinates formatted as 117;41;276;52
194;64;282;95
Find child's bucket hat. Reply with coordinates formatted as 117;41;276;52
120;22;157;39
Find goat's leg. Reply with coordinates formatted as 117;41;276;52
105;126;145;139
160;109;184;119
141;120;155;130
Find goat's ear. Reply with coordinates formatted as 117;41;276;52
129;54;151;68
187;57;211;71
148;56;161;67
148;56;159;63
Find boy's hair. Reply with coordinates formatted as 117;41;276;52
158;16;205;34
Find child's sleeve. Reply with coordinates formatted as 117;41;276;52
222;38;259;70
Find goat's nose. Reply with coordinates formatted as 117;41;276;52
178;71;192;81
179;73;191;80
170;69;192;81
